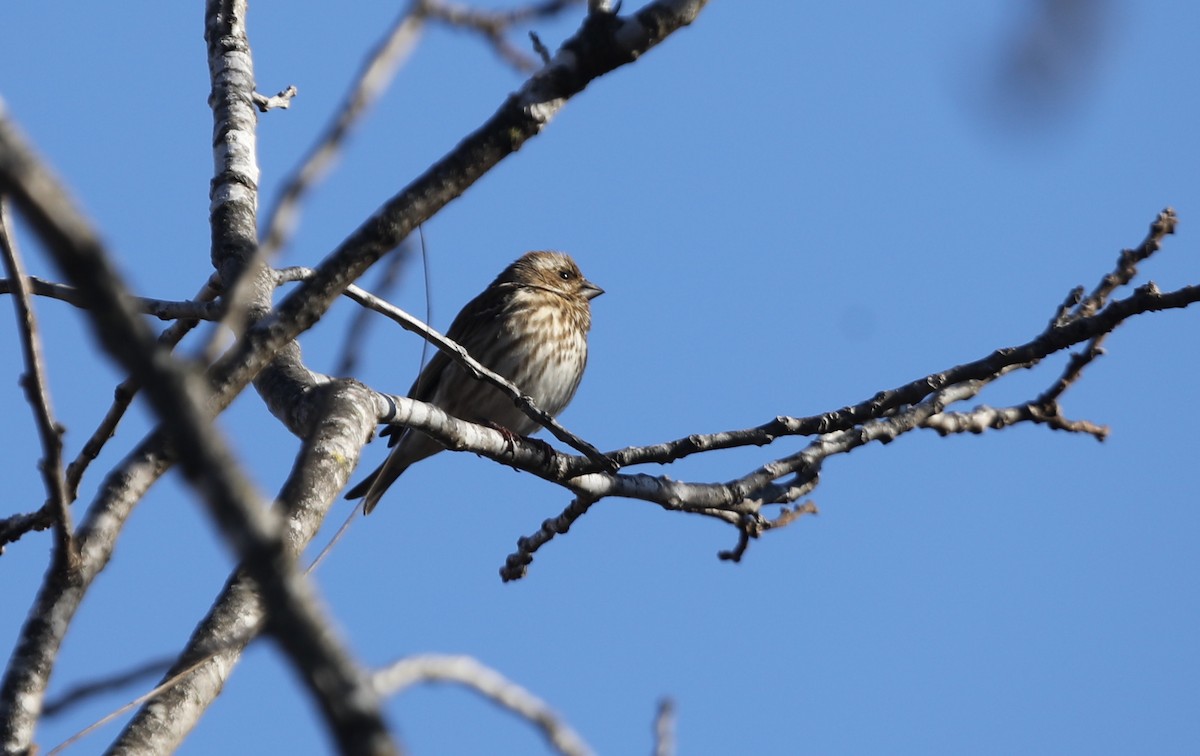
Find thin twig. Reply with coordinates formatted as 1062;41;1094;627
0;196;74;566
500;495;597;581
0;508;55;554
45;655;217;756
1073;207;1177;320
530;31;552;64
42;655;175;718
1039;333;1107;403
251;85;298;112
0;275;221;320
922;400;1109;440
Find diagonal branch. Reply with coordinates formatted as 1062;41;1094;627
255;7;424;265
65;275;223;502
110;380;380;755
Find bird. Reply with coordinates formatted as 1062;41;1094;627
345;250;603;514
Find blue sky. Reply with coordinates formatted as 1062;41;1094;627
2;2;1198;754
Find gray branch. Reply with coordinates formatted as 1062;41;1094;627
0;197;73;564
0;275;221;320
110;380;378;755
374;654;593;756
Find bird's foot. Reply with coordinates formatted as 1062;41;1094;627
483;420;521;458
528;436;556;465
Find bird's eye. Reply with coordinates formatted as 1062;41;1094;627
558;269;574;281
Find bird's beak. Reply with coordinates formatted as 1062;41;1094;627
581;279;604;300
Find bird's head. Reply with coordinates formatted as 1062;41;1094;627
505;251;604;303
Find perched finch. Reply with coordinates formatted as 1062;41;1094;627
345;251;603;514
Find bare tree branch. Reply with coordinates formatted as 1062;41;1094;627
65;275;223;503
0;275;221;320
203;4;397;752
0;507;54;554
0;4;710;750
255;8;424;267
46;654;217;756
0;196;74;566
1;7;711;745
41;656;174;719
374;654;593;756
487;211;1192;577
597;212;1187;471
0;431;169;753
251;84;298;112
15;3;1184;752
333;244;415;376
111;381;381;754
1074;207;1176;320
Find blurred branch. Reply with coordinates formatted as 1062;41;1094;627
41;656;175;718
334;243;415;377
420;0;586;72
653;698;675;756
374;654;593;756
0;427;170;752
111;380;380;754
64;275;222;503
0;508;54;554
0;8;396;755
256;8;424;267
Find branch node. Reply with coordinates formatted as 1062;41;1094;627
251;85;299;112
529;31;552;65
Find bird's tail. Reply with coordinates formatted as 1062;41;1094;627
343;469;378;504
344;457;411;515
